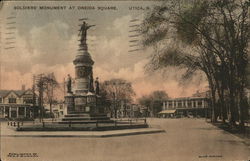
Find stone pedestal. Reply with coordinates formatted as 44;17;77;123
65;93;75;114
63;92;110;123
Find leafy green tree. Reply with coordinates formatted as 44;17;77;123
141;0;249;127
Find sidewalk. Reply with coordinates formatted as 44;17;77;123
1;122;165;138
208;120;250;147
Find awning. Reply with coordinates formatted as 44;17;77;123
158;110;176;114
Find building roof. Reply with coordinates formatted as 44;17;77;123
0;89;32;98
14;90;27;96
87;91;95;96
0;90;11;97
192;91;208;97
166;97;207;101
159;110;176;114
164;91;209;101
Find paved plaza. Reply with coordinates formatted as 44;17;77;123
1;118;250;161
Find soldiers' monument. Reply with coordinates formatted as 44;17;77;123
63;21;109;122
13;21;150;131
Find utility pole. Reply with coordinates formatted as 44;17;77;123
113;92;116;118
32;74;36;119
39;82;43;122
36;74;45;122
0;18;2;90
47;72;59;118
63;77;65;97
0;58;1;91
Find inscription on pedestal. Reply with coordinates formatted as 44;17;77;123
75;66;92;79
65;96;75;114
74;97;87;112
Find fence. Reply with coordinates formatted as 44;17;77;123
7;118;147;129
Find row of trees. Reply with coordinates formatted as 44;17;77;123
138;90;169;116
141;0;249;128
34;75;136;119
99;78;135;118
99;80;170;118
34;74;168;119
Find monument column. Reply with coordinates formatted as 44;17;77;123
73;21;95;94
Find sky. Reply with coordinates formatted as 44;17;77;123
0;1;208;99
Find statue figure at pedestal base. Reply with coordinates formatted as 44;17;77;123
67;74;72;94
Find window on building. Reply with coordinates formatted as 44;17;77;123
24;99;33;104
188;101;192;107
178;102;182;107
0;97;2;103
9;98;16;104
193;101;196;107
198;101;202;106
23;97;33;104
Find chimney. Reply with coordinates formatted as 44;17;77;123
21;84;26;91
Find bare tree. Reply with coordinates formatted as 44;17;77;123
101;79;135;118
36;73;59;121
138;90;169;117
44;73;59;117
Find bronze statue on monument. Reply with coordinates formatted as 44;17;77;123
66;74;72;93
78;21;95;45
88;71;94;92
95;77;100;95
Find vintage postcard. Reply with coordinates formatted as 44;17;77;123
0;0;249;161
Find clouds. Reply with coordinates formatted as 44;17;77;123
1;12;208;98
90;15;208;98
29;20;76;66
1;20;77;89
91;15;141;70
2;20;76;72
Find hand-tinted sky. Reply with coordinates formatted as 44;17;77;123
0;1;208;99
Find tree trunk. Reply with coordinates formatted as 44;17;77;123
49;101;52;118
210;83;217;123
217;86;227;123
238;89;246;131
229;87;236;126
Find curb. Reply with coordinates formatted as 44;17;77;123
1;129;165;138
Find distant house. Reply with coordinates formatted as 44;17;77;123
119;102;141;118
43;102;66;118
0;89;38;119
140;106;149;117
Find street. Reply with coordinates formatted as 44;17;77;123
1;118;250;161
